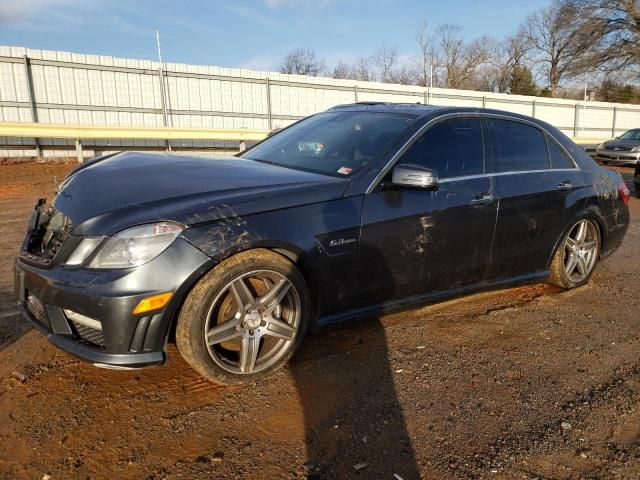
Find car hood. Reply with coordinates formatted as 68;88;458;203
603;139;640;149
53;152;349;236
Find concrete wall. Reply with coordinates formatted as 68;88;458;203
1;45;639;158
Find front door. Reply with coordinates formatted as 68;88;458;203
357;116;498;307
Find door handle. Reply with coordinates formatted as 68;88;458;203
557;181;573;191
469;193;495;206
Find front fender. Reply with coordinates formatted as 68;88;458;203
181;197;364;320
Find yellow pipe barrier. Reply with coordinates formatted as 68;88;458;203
0;122;269;141
0;121;607;147
572;138;606;145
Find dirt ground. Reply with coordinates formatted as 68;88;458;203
0;162;639;480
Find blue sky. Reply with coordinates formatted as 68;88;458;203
0;0;550;71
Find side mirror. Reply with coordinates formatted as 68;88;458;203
391;164;438;190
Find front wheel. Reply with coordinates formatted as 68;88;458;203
176;249;311;384
549;218;600;289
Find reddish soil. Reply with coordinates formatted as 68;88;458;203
0;162;639;479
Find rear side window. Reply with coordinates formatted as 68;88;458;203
490;119;549;172
399;117;484;178
547;135;574;169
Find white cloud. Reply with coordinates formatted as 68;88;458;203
0;0;82;23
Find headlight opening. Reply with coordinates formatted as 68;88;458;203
65;222;183;269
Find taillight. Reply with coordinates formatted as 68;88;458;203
619;182;630;205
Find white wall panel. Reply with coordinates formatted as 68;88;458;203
3;46;640;158
615;110;638;130
535;104;575;129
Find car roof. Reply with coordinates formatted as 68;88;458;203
328;102;557;131
329;102;447;116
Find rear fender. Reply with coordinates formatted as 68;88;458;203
546;206;607;270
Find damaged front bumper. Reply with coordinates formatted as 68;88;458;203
14;232;212;369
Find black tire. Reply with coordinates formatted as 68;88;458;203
548;218;600;289
176;249;311;385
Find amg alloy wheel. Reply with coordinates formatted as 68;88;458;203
204;270;301;375
549;219;600;289
176;249;310;384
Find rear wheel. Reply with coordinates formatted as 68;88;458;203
176;249;311;384
549;219;600;289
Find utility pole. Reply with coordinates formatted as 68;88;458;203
156;29;172;152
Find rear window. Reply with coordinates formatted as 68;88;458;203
547;135;574;169
490;119;549;172
242;111;415;177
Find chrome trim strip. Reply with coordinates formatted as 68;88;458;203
438;169;579;184
63;309;102;331
366;112;580;194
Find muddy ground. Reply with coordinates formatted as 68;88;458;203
0;162;639;480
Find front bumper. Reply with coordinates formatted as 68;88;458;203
595;150;640;165
14;237;211;369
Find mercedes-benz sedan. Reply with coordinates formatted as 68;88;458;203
15;104;630;384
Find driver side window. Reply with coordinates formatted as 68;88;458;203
398;117;484;179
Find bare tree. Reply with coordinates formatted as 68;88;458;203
280;48;326;76
481;35;531;93
372;44;400;83
571;0;640;75
332;60;352;79
390;64;419;85
415;21;440;87
352;57;376;81
436;24;493;89
522;0;602;96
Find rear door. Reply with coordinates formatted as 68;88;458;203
487;118;585;280
357;116;498;307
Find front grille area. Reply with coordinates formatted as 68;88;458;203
25;294;105;349
605;145;633;152
69;320;105;349
26;294;50;329
598;153;638;160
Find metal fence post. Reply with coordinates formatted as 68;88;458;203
612;106;617;138
532;99;537;118
22;55;43;161
75;139;83;163
265;77;273;130
482;96;486;108
424;89;428;105
573;103;580;138
354;84;359;103
157;67;172;152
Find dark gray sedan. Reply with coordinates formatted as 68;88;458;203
596;129;640;165
14;104;631;384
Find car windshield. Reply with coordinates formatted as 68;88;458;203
619;129;640;140
242;111;416;177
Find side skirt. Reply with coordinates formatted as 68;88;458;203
317;271;550;328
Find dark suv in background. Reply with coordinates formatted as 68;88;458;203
15;104;630;384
